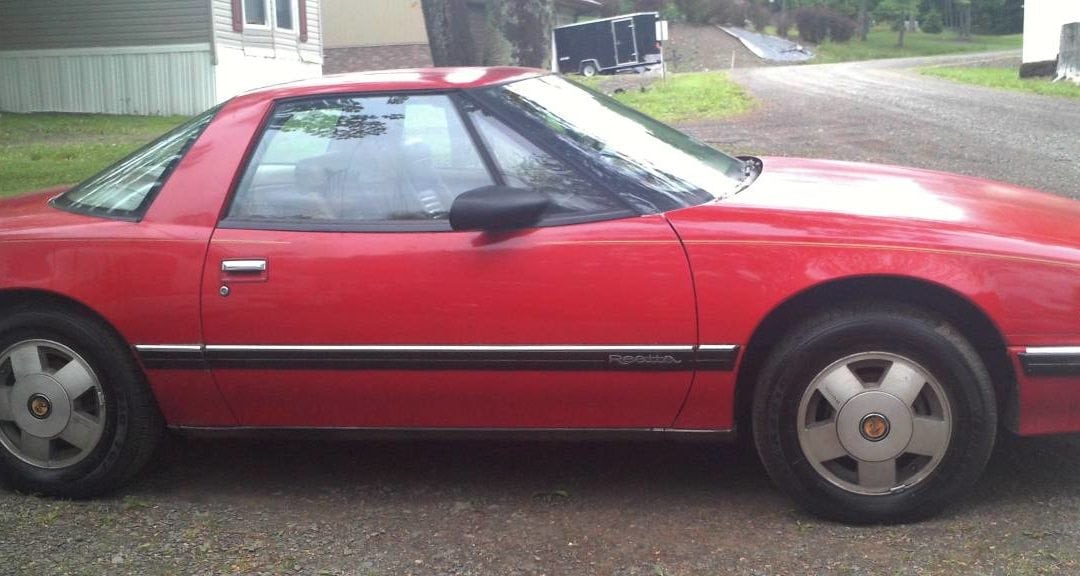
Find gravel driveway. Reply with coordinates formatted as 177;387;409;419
4;53;1080;576
681;51;1080;198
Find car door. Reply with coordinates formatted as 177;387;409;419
200;92;697;429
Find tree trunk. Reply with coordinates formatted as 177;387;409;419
857;0;868;42
490;0;553;68
779;0;788;39
958;3;971;40
421;0;477;66
897;13;907;48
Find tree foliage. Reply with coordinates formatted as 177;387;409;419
422;0;556;68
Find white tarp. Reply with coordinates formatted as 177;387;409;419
718;26;815;63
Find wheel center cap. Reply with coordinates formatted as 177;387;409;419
28;394;52;419
860;413;890;441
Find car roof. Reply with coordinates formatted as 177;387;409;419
241;67;548;101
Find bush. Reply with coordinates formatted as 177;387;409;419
921;9;944;34
795;6;857;44
828;12;856;42
747;3;770;31
777;15;792;38
674;0;748;26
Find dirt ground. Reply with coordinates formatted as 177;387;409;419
4;52;1080;576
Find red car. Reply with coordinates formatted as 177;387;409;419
2;67;1078;523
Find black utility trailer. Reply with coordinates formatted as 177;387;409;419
553;12;662;77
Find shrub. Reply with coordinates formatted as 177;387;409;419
921;9;944;34
795;7;828;43
777;15;792;38
675;0;748;26
827;12;856;42
747;3;770;31
795;6;857;44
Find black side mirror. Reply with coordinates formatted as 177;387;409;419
449;185;551;231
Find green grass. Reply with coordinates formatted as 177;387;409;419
584;72;754;123
0;112;187;197
919;66;1080;100
810;27;1021;63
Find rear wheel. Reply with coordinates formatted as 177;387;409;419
752;304;997;523
581;62;599;77
0;306;163;498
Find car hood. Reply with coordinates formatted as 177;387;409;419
723;157;1080;248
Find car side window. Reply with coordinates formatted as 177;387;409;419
226;94;493;228
465;105;633;223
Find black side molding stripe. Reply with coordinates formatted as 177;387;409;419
135;344;741;372
1019;347;1080;377
696;345;739;371
134;345;207;370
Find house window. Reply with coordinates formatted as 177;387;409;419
244;0;267;26
275;0;294;29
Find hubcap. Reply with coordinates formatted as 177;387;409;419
0;340;106;469
796;352;952;495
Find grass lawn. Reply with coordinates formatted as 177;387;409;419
810;27;1021;63
919;66;1080;100
0;112;187;197
581;72;754;123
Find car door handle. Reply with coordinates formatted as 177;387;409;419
221;259;267;273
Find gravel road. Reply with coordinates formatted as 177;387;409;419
4;53;1080;576
681;51;1080;199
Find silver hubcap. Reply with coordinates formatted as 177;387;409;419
0;340;106;468
797;352;952;495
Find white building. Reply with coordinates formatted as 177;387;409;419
1021;0;1080;77
0;0;323;116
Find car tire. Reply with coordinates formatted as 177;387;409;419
752;303;997;523
581;63;599;77
0;304;163;498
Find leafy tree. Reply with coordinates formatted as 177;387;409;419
875;0;917;46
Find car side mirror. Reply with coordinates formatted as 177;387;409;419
449;185;551;232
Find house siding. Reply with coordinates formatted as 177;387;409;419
212;0;322;64
0;0;211;51
211;0;322;102
1022;0;1080;65
0;45;215;115
322;0;428;48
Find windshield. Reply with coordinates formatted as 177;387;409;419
471;75;747;213
52;106;219;220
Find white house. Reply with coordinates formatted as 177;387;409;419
0;0;323;116
1021;0;1080;77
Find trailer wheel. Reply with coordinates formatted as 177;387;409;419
581;62;599;77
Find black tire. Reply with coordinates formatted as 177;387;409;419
752;303;997;523
581;62;599;77
0;304;163;498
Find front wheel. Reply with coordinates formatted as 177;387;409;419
0;306;163;498
752;304;997;523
